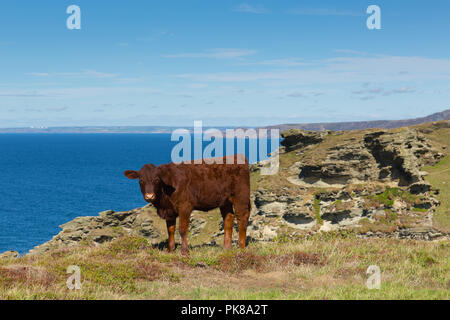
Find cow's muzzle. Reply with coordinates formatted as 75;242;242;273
144;193;156;201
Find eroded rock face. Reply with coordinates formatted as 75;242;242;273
290;128;443;187
282;213;316;230
19;125;448;255
189;217;207;236
26;204;211;255
281;130;328;152
28;206;162;255
253;123;447;238
363;129;442;185
250;184;443;239
409;182;432;195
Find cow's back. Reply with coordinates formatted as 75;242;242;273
178;155;250;211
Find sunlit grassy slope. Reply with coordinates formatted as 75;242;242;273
1;121;448;300
418;121;450;232
0;235;448;300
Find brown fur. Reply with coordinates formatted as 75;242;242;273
124;155;251;255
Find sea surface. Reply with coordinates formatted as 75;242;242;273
0;134;276;254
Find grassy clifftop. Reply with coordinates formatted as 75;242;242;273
250;120;449;239
0;121;449;300
418;121;450;232
0;235;448;299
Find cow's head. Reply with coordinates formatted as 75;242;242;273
124;164;161;202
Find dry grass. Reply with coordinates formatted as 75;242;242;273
298;130;366;165
252;151;303;193
0;235;448;300
419;121;450;232
2;122;448;300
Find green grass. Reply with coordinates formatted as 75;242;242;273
253;121;450;236
0;235;448;300
424;156;450;232
373;188;396;208
419;121;450;232
313;198;323;224
364;186;430;212
3;122;448;300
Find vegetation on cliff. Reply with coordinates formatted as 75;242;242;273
0;234;448;299
1;120;449;299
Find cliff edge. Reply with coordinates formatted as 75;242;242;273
6;121;449;257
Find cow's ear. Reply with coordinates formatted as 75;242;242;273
124;170;139;180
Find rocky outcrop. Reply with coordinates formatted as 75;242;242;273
249;125;448;241
281;130;328;152
27;205;210;256
363;129;442;185
0;251;20;259
358;227;449;241
28;206;160;255
249;184;448;240
286;128;443;187
23;123;449;255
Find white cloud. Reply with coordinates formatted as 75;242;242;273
286;91;324;98
0;87;161;99
0;91;47;97
26;70;118;79
174;55;450;84
333;49;368;55
238;58;311;67
187;83;208;89
392;87;415;94
26;73;50;77
113;77;142;84
163;48;257;59
287;8;361;16
57;70;118;79
136;30;174;43
352;85;416;100
286;92;305;98
46;107;69;112
234;3;269;14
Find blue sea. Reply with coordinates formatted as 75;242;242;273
0;134;276;254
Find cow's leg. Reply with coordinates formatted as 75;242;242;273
166;218;176;253
177;206;192;256
220;202;235;250
234;202;250;249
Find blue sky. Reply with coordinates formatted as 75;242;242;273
0;0;449;127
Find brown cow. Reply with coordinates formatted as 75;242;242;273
124;155;251;255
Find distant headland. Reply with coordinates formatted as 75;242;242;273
0;109;448;134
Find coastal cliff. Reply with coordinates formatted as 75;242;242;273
12;120;449;257
1;120;449;300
